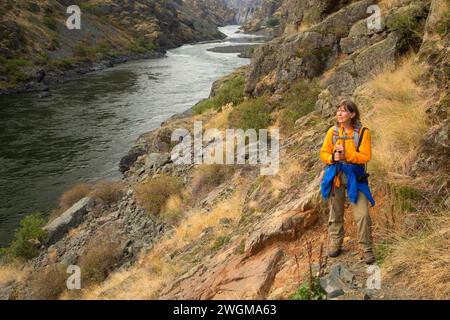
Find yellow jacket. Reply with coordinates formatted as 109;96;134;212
320;125;371;187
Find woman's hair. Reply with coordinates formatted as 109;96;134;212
336;100;361;127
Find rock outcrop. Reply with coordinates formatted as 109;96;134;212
44;197;95;245
244;0;377;96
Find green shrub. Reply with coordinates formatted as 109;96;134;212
278;79;320;134
74;42;112;60
265;17;279;27
51;57;77;70
228;95;272;132
137;37;157;51
238;239;246;254
211;235;231;251
387;183;421;213
80;3;96;13
193;74;245;114
0;57;32;72
375;240;393;265
43;16;57;30
1;213;47;260
387;5;427;52
192;99;216;115
435;11;450;36
35;52;50;66
131;37;157;53
135;174;184;216
289;277;326;300
0;57;32;83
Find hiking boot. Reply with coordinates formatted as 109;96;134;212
328;246;341;258
363;251;376;265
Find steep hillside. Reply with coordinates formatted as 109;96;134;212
241;0;282;32
0;0;448;300
185;0;237;26
225;0;263;24
0;0;235;94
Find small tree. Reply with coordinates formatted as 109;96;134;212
2;213;47;260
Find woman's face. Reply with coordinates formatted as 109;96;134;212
336;105;355;125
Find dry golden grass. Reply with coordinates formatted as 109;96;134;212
379;0;412;11
59;182;92;210
135;174;183;216
0;264;26;286
298;21;311;32
30;264;68;300
90;180;124;206
82;250;180;300
265;158;304;199
360;56;429;176
172;191;242;245
359;55;435;229
356;54;449;299
49;182;92;221
160;194;184;226
204;103;233;131
82;186;245;299
382;212;450;299
49;180;122;221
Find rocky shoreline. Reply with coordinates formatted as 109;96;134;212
0;51;165;96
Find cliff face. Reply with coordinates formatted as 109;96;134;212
224;0;263;24
240;0;282;31
185;0;237;26
244;1;431;100
0;0;235;93
1;0;448;300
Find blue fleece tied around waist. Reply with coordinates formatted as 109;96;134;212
321;163;375;207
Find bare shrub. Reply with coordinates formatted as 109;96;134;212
78;225;125;286
30;264;67;300
91;180;124;206
135;174;183;216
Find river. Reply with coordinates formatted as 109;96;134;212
0;25;264;247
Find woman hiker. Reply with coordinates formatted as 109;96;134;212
320;100;376;265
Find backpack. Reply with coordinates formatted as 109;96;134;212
332;124;367;152
331;124;370;182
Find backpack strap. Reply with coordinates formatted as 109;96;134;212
353;125;361;148
332;125;339;146
332;125;362;149
356;127;367;152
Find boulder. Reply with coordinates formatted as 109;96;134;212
145;152;171;170
119;146;146;173
353;32;400;78
340;19;386;54
320;263;356;298
43;197;94;245
0;283;15;300
160;247;284;299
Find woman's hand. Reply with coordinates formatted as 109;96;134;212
334;144;345;161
